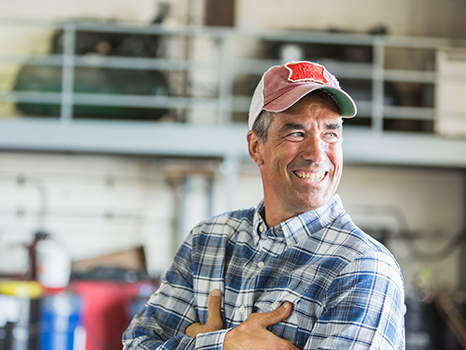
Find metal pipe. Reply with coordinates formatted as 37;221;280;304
60;23;76;124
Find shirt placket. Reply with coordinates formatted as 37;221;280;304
233;222;271;323
238;225;291;323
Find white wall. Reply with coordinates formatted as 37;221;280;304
0;0;179;24
236;0;466;38
0;152;175;277
340;164;464;296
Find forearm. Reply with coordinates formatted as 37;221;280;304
122;287;229;350
122;326;194;350
123;236;200;350
123;314;229;350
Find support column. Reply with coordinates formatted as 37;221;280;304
459;170;466;291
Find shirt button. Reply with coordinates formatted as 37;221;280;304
239;305;246;313
259;224;265;232
257;261;265;269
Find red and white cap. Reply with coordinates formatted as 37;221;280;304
248;61;357;129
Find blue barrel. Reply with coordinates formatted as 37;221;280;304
39;293;82;350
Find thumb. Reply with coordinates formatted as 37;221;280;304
206;289;223;327
256;301;293;328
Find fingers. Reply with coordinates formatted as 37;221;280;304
223;302;296;350
185;289;224;337
206;289;223;330
187;292;293;342
207;289;222;317
255;301;293;328
185;322;201;337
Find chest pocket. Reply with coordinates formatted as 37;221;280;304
254;288;317;349
254;288;301;313
253;289;303;344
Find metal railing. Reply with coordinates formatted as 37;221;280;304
1;19;466;156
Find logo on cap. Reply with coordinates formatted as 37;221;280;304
284;62;328;84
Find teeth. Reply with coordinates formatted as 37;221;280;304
295;171;325;182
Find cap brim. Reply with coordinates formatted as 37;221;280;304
263;85;357;118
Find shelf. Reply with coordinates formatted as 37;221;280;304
0;119;248;158
1;119;466;169
344;128;466;169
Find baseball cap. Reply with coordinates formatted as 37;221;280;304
248;61;357;129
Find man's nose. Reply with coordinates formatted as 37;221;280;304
301;135;326;163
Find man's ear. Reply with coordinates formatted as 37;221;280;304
246;130;264;165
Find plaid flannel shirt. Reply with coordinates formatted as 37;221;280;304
123;195;405;350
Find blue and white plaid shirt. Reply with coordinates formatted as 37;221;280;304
123;195;405;350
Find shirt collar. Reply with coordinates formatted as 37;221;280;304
252;201;267;245
252;195;346;246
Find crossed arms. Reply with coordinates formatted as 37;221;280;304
186;289;300;350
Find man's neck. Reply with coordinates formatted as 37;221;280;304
260;205;304;228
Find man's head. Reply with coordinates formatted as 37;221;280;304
246;61;357;227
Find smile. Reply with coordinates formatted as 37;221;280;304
294;171;326;183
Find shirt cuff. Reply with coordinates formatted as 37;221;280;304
195;328;232;350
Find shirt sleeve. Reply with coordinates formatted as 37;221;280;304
304;250;405;350
122;233;228;350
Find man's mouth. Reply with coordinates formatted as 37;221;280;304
294;171;326;183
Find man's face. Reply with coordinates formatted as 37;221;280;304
247;93;344;226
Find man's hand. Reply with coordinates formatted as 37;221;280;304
186;289;300;350
186;289;224;337
223;301;300;350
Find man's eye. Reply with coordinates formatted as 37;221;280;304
288;132;304;138
324;132;340;142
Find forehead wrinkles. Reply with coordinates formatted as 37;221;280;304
274;113;342;134
285;93;340;116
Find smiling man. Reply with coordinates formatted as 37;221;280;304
123;61;406;350
248;92;343;227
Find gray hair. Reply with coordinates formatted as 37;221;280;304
251;110;274;143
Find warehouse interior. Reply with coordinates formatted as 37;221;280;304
1;0;466;349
